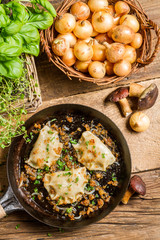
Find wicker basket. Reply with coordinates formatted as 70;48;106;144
13;54;42;113
40;0;160;86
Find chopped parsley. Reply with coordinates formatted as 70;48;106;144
70;139;77;144
34;187;38;193
58;184;62;189
85;184;94;192
57;159;65;170
57;174;61;177
44;165;50;172
50;118;57;122
68;184;72;188
95;194;99;198
65;192;68;195
15;224;20;230
37;169;43;173
56;196;62;205
69;156;73;160
65;166;70;171
75;177;79;183
46;143;49;152
47;130;53;134
66;207;73;214
102;153;105;158
44;156;49;162
91;200;95;205
63;172;72;176
32;196;35;200
50;136;55;142
112;173;117;181
85;141;89;148
34;180;40;185
93;145;96;149
47;233;52;237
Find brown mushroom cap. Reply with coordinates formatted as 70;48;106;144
138;83;158;110
105;87;129;102
130;175;146;196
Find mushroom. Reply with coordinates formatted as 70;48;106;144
129;83;158;110
105;87;132;117
121;175;146;204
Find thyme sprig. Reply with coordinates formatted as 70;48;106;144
0;67;29;148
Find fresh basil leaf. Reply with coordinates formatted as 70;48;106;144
23;40;40;56
2;20;23;36
0;57;23;78
0;4;6;15
18;24;40;44
0;14;10;28
27;11;53;30
3;34;23;47
0;36;4;44
31;0;56;17
6;1;29;23
0;42;22;61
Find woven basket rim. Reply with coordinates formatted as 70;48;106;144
13;54;42;113
40;0;160;86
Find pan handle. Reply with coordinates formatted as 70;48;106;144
0;186;23;219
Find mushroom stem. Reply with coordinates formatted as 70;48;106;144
119;98;132;117
121;188;135;204
129;83;145;97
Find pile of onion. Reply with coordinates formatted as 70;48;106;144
52;0;143;79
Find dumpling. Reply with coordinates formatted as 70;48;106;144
43;167;88;205
73;131;116;171
26;125;63;169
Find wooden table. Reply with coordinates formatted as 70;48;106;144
0;0;160;239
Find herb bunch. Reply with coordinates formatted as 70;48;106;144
0;65;29;148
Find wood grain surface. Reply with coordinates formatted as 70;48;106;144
0;0;160;239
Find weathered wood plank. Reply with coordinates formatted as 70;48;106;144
0;169;159;240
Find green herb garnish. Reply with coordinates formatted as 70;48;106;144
47;130;53;134
15;224;20;230
102;153;105;158
34;187;38;193
46;143;49;152
75;177;79;183
34;180;40;185
57;159;65;170
63;172;72;176
44;165;50;172
56;196;62;205
91;200;95;205
36;175;42;180
47;233;52;237
58;184;62;189
70;139;77;144
66;207;73;214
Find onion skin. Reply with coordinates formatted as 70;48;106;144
57;33;77;48
129;112;150;132
73;20;93;39
113;59;131;76
51;37;69;56
120;14;140;32
124;45;137;63
105;42;126;63
74;60;91;72
55;13;76;34
92;44;106;61
88;61;106;78
92;11;114;33
70;2;90;20
115;1;130;15
112;25;135;44
74;41;93;61
61;48;76;66
130;33;143;49
95;33;113;44
88;0;108;12
104;60;114;75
